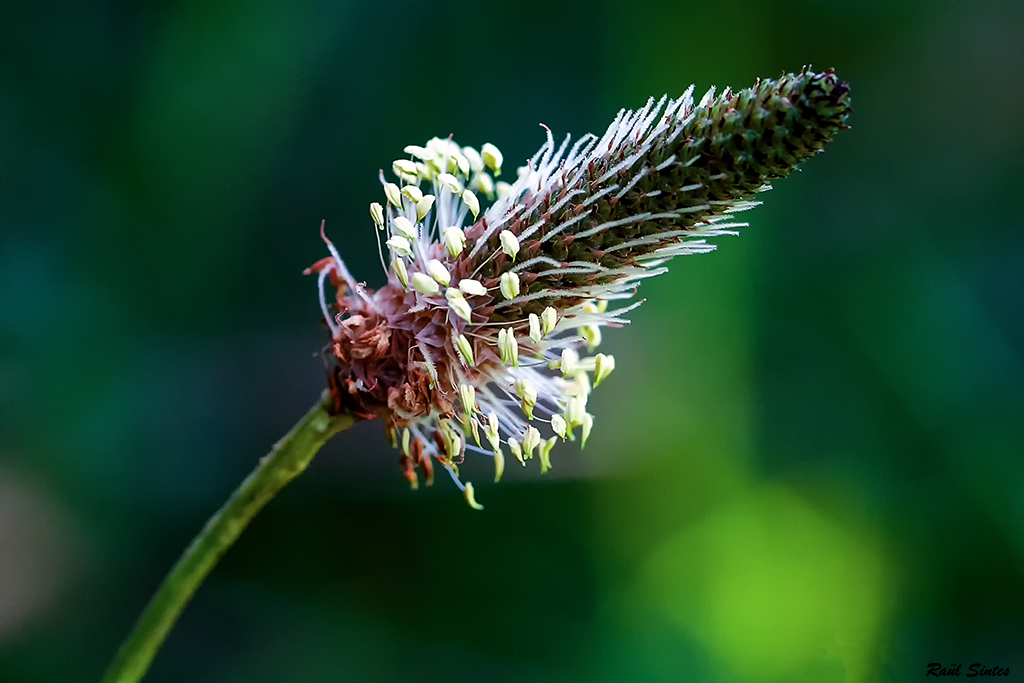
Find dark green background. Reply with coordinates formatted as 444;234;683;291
1;1;1021;681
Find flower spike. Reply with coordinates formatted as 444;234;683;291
309;69;851;501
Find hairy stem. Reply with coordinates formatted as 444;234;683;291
102;392;356;683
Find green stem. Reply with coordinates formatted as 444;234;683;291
103;391;356;683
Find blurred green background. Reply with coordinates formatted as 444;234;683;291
1;0;1022;681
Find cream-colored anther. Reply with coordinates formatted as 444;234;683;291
469;417;480;447
369;202;385;229
550;414;567;440
493;448;505;483
539;437;557;474
499;230;520;261
495;181;512;199
401;185;423;203
523;426;541;459
451;152;470;177
393;257;409;289
443;226;466;257
446;288;472;323
541;307;557;335
483;412;499;449
393;159;418;178
481;143;503;175
528;313;542;343
580;412;594;449
508;437;524;466
437;173;462;194
560;348;580;377
426;259;451;286
459;384;476;418
515;379;537;419
594;353;615;388
403;145;430;159
392;216;417;240
455;333;475;367
385;235;412;258
497;327;519;367
462;189;480;219
411;272;440;296
426;137;448;157
565;393;587;428
384;182;402;208
458;278;487;297
463;482;484;510
415;194;435;221
499;271;520;300
472;172;495;199
462;146;484;173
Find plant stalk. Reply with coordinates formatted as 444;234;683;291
103;391;355;683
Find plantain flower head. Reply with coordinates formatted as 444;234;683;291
306;68;851;507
